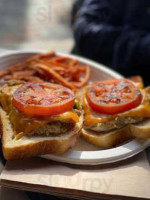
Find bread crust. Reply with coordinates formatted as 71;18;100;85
81;120;150;148
130;119;150;139
81;126;133;148
0;107;83;160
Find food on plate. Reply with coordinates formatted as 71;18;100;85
0;81;83;160
129;75;144;89
0;51;90;91
86;79;142;115
79;78;150;148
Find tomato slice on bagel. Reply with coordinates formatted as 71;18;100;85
86;79;142;115
12;82;75;117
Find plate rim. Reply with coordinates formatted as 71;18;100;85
0;50;149;165
41;140;150;165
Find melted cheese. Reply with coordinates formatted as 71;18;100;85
83;88;150;126
51;111;79;123
0;83;79;135
9;107;79;135
14;111;79;139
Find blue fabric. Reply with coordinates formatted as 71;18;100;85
73;0;150;84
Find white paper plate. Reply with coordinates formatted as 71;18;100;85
0;50;149;165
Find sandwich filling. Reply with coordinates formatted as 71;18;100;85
0;81;79;138
83;79;150;133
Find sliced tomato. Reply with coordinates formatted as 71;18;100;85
12;83;75;117
86;79;142;115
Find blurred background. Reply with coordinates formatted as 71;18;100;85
0;0;75;52
1;0;150;85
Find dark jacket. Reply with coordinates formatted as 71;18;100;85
73;0;150;84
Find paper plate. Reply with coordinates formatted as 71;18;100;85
0;50;149;165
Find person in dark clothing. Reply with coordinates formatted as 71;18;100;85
72;0;150;85
71;0;84;26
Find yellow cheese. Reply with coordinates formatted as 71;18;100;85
51;111;79;123
0;83;79;135
9;107;79;135
83;88;150;126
